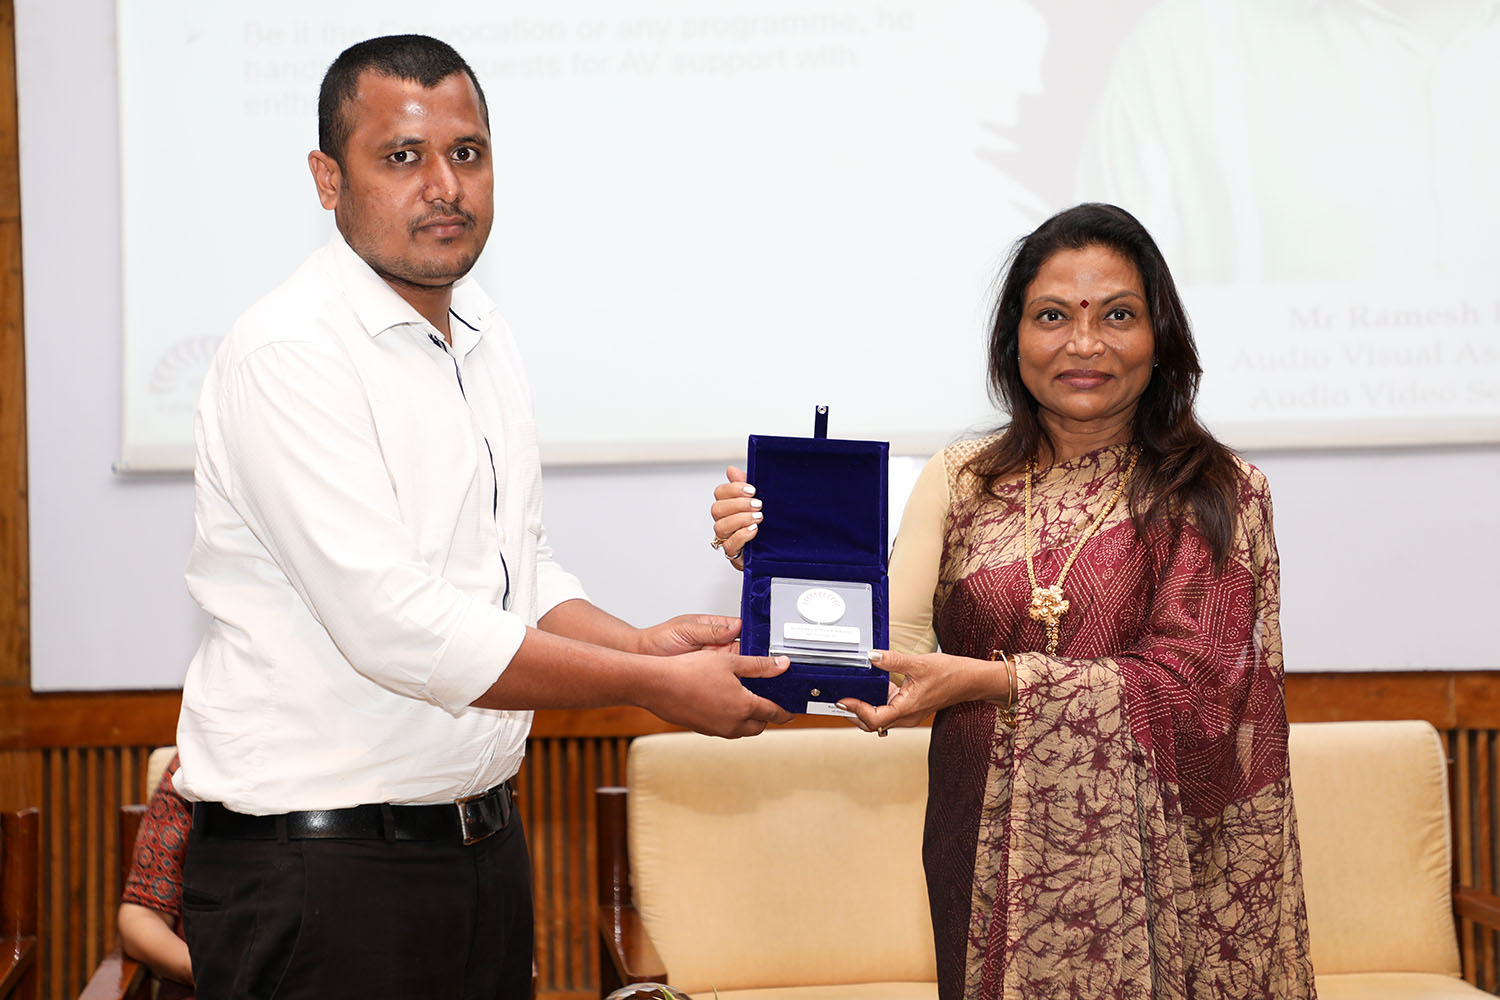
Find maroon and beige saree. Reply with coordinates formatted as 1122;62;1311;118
923;440;1314;999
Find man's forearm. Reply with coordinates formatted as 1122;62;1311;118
473;606;789;738
536;598;643;653
470;624;661;710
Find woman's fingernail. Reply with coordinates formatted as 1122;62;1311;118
746;522;758;533
749;498;763;509
742;484;756;496
868;650;884;663
750;512;763;522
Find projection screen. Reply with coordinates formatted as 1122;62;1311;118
112;0;1500;470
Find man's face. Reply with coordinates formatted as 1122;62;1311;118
313;70;494;293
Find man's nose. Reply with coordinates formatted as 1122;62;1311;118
423;157;461;203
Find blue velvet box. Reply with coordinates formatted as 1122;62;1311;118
738;424;890;714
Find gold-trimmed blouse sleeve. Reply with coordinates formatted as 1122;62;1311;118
887;452;948;654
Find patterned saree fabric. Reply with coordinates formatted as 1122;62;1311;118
121;753;196;1000
925;440;1315;999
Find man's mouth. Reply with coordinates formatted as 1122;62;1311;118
413;214;472;238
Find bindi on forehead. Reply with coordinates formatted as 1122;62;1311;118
1080;300;1089;308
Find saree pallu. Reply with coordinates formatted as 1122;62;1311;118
926;441;1315;999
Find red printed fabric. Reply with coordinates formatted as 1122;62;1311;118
122;754;191;924
926;441;1315;999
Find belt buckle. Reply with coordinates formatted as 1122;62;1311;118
455;787;501;846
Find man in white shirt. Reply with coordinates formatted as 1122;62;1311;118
175;34;791;999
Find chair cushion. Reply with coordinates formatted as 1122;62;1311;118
1289;721;1458;977
1314;971;1494;999
628;728;935;995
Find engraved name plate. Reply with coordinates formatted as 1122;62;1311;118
768;578;874;668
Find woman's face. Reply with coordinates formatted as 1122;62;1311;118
1017;244;1154;444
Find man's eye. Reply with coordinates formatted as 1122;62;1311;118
389;150;416;164
453;147;478;163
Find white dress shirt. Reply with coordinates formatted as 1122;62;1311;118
176;232;588;814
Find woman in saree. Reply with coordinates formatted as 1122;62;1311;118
710;203;1315;999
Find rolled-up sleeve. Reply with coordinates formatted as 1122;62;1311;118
533;524;589;619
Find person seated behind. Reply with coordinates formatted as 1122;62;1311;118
118;753;194;998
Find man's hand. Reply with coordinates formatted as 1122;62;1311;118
638;645;794;738
636;614;740;656
475;613;790;738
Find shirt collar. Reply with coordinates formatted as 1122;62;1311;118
326;229;497;343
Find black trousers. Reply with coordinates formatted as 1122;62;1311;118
182;813;533;1000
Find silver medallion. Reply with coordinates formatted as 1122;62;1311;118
796;586;847;625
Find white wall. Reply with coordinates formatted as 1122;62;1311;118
546;446;1500;676
25;420;1500;691
17;0;1499;689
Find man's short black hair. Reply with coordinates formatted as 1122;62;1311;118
317;35;489;168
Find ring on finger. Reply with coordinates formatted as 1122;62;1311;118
710;536;726;550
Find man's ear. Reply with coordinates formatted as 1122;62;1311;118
308;150;342;210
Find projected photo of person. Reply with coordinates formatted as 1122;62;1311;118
977;0;1157;214
1075;0;1500;284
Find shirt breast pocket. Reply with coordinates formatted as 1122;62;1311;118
369;382;493;564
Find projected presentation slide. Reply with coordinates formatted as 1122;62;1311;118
109;0;1500;467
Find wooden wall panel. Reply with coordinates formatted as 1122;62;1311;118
2;685;1500;998
4;746;150;1000
0;0;27;690
1457;729;1500;993
516;736;630;997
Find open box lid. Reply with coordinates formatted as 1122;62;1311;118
737;407;891;713
743;424;889;571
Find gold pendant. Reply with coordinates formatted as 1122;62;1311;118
1028;585;1068;656
1027;585;1069;626
1023;448;1137;659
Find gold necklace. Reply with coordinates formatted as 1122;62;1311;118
1023;448;1139;655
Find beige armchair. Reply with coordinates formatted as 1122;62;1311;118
597;722;1500;999
1291;721;1499;998
597;728;935;998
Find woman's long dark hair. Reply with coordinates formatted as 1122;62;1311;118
963;203;1242;567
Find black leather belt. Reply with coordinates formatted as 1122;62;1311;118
192;782;515;846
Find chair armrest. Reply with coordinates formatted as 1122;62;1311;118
77;941;150;1000
1456;886;1500;932
0;937;35;997
595;785;668;995
597;903;668;996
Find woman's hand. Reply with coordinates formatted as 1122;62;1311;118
710;465;761;569
838;648;1011;732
